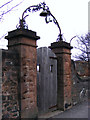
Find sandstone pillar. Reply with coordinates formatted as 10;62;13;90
5;29;40;118
49;41;73;111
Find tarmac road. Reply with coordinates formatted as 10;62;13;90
52;101;88;119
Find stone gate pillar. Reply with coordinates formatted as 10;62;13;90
5;29;40;118
49;41;73;111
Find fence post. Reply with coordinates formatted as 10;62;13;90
49;41;73;111
5;28;40;118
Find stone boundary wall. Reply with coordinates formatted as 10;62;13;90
71;60;88;105
2;50;20;118
1;48;89;118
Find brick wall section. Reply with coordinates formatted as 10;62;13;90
74;61;89;77
71;60;88;105
5;29;40;118
49;41;73;111
1;42;88;119
1;28;88;118
2;50;20;118
20;43;38;118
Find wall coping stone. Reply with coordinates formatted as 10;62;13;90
5;29;40;40
49;41;73;50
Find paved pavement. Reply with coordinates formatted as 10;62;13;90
38;101;89;119
52;101;88;119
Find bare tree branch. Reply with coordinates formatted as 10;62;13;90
0;33;7;40
72;33;90;62
0;0;13;9
0;0;24;21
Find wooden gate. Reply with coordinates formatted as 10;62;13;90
37;47;57;113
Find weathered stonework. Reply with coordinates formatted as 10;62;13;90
74;61;89;77
2;50;20;118
71;60;88;105
49;41;73;110
5;28;40;118
1;28;89;119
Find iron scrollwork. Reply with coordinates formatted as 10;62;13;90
17;2;62;41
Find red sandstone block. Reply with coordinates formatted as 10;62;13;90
21;82;28;94
21;98;31;110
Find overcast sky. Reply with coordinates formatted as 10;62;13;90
0;0;89;49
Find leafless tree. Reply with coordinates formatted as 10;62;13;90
71;33;90;77
0;0;24;21
71;33;90;62
0;0;24;43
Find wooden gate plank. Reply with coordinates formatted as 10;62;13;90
37;47;57;113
